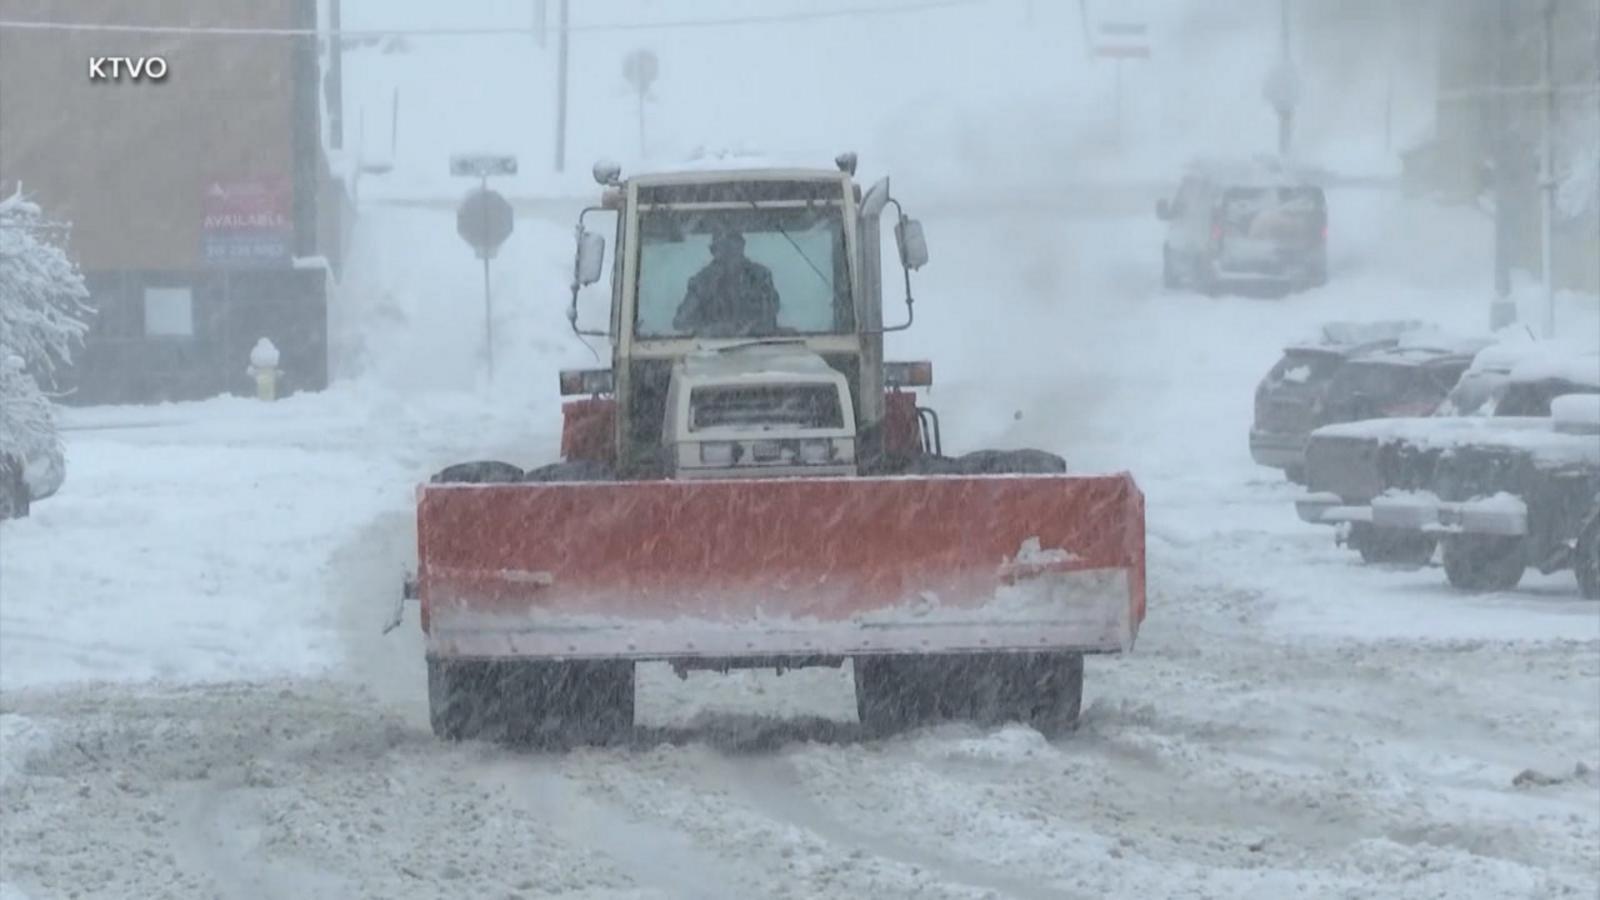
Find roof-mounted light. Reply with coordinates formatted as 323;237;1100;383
559;368;615;396
835;152;858;176
592;159;622;186
884;360;932;388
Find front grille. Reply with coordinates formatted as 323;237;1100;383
690;385;843;431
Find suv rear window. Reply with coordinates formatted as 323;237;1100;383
1266;350;1343;387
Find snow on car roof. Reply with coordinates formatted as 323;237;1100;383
1507;349;1600;388
1312;415;1600;468
1290;320;1433;352
1349;344;1486;367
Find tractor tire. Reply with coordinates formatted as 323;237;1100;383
431;460;525;484
1574;511;1600;601
1441;535;1525;592
853;655;947;735
427;658;500;741
522;460;615;482
501;659;635;747
955;449;1067;475
428;658;635;747
854;652;1083;738
1350;524;1436;567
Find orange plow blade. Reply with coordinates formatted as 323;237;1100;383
417;474;1145;660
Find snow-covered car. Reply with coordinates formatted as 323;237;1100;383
1250;322;1482;483
1157;157;1329;295
1296;346;1600;589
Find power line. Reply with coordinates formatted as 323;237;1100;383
0;0;988;38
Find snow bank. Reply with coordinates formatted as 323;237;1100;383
0;714;51;788
1552;393;1600;432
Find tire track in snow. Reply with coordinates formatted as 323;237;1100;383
692;748;1079;900
472;753;759;900
171;781;356;900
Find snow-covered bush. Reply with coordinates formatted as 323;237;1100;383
0;188;91;381
0;187;92;509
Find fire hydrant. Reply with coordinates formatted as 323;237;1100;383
247;338;281;401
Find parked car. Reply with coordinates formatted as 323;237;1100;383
1296;345;1600;581
1250;322;1483;483
1158;157;1328;295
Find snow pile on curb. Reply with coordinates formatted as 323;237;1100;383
0;714;51;788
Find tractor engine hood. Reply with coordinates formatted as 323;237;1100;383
663;343;859;479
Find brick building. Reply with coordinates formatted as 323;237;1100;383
0;0;348;404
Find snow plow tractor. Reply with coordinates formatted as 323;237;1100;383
407;155;1147;745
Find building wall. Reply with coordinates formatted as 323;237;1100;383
0;0;328;403
1424;0;1600;295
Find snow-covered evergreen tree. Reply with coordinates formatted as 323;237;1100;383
0;186;92;510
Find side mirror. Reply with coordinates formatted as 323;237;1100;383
575;230;606;286
894;218;929;271
1156;198;1171;220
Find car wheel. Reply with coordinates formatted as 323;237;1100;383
1352;524;1436;567
1441;535;1525;592
1575;505;1600;600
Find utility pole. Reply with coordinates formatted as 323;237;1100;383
1492;0;1514;312
554;0;570;172
1537;0;1557;338
327;0;343;150
1277;0;1292;155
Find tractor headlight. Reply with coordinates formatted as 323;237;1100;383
699;442;738;466
799;439;833;464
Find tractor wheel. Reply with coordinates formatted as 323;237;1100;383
1441;535;1525;592
501;659;635;748
427;658;499;741
428;658;635;747
853;655;945;736
523;460;615;482
967;652;1084;735
1574;512;1600;601
854;652;1083;737
955;449;1067;474
431;460;525;484
1351;524;1436;567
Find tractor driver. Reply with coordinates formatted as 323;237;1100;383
673;228;781;337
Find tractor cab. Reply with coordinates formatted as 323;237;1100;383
561;154;932;478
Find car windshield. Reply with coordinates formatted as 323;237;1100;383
634;204;854;339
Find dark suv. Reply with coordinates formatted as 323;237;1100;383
1158;159;1328;295
1251;327;1485;482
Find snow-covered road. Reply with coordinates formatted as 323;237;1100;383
3;187;1598;899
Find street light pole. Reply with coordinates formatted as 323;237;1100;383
554;0;570;172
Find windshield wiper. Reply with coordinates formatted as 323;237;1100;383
710;337;808;353
749;201;833;290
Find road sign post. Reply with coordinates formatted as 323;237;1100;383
1092;22;1150;151
623;49;659;159
452;155;517;383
